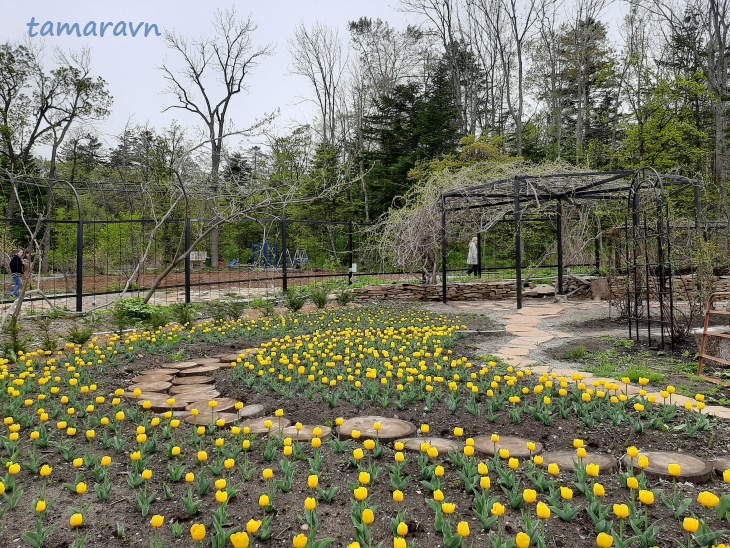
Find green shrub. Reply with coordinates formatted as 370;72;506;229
205;301;230;323
1;317;31;361
115;298;158;321
66;324;93;345
251;297;275;317
37;317;59;352
309;286;329;309
170;303;198;325
335;288;355;306
284;291;307;313
146;309;169;329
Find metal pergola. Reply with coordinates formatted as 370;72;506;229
439;169;700;311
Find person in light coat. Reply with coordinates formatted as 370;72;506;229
467;236;478;276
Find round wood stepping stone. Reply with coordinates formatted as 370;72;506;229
238;404;266;419
185;398;239;413
239;417;292;434
398;437;461;454
127;381;172;393
275;424;332;440
172;375;215;385
169;385;220;397
711;457;730;476
139;368;180;375
542;451;617;474
167;393;216;404
220;353;246;363
135;397;187;412
131;373;174;384
621;452;713;483
473;436;543;458
184;412;239;426
169;391;220;402
338;416;416;441
195;358;224;366
165;361;200;370
178;365;221;377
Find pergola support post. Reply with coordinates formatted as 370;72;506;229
557;198;564;295
514;177;522;309
441;196;447;304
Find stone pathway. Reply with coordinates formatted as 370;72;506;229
429;300;730;420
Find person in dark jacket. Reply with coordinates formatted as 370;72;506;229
9;249;25;298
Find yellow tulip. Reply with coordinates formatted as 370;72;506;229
70;513;83;528
230;532;250;548
596;532;614;547
697;491;720;509
683;517;699;533
516;532;531;548
638;490;654;506
190;523;206;541
613;504;629;519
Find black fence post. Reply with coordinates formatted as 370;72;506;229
514;178;522;309
557;198;564;295
282;209;288;294
76;217;84;312
594;220;601;273
477;232;482;278
348;221;354;285
184;218;191;304
441;196;448;304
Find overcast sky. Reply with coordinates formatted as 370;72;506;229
1;0;411;154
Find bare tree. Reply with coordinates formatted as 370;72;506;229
468;0;544;155
161;8;274;268
633;0;729;213
289;22;347;146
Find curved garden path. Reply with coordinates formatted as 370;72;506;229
426;299;730;420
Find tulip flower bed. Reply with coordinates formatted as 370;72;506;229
1;304;730;548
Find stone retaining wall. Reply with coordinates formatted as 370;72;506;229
354;281;518;302
354;274;730;302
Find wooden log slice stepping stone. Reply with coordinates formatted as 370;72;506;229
195;358;224;366
621;452;713;483
239;417;292;435
542;451;617;474
398;437;461;454
169;384;220;396
220;353;246;363
275;425;332;440
184;412;239;426
172;375;215;385
168;393;216;405
135;397;187;412
164;361;200;370
169;391;221;403
711;457;730;476
127;381;172;393
185;398;239;413
131;373;174;384
238;404;266;419
473;435;543;459
139;368;180;375
178;365;221;377
338;416;416;441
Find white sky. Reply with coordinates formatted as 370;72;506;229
1;0;410;155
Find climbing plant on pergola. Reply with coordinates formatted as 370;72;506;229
440;168;699;347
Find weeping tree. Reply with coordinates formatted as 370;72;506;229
367;151;593;283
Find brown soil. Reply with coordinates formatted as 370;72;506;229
2;306;730;548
